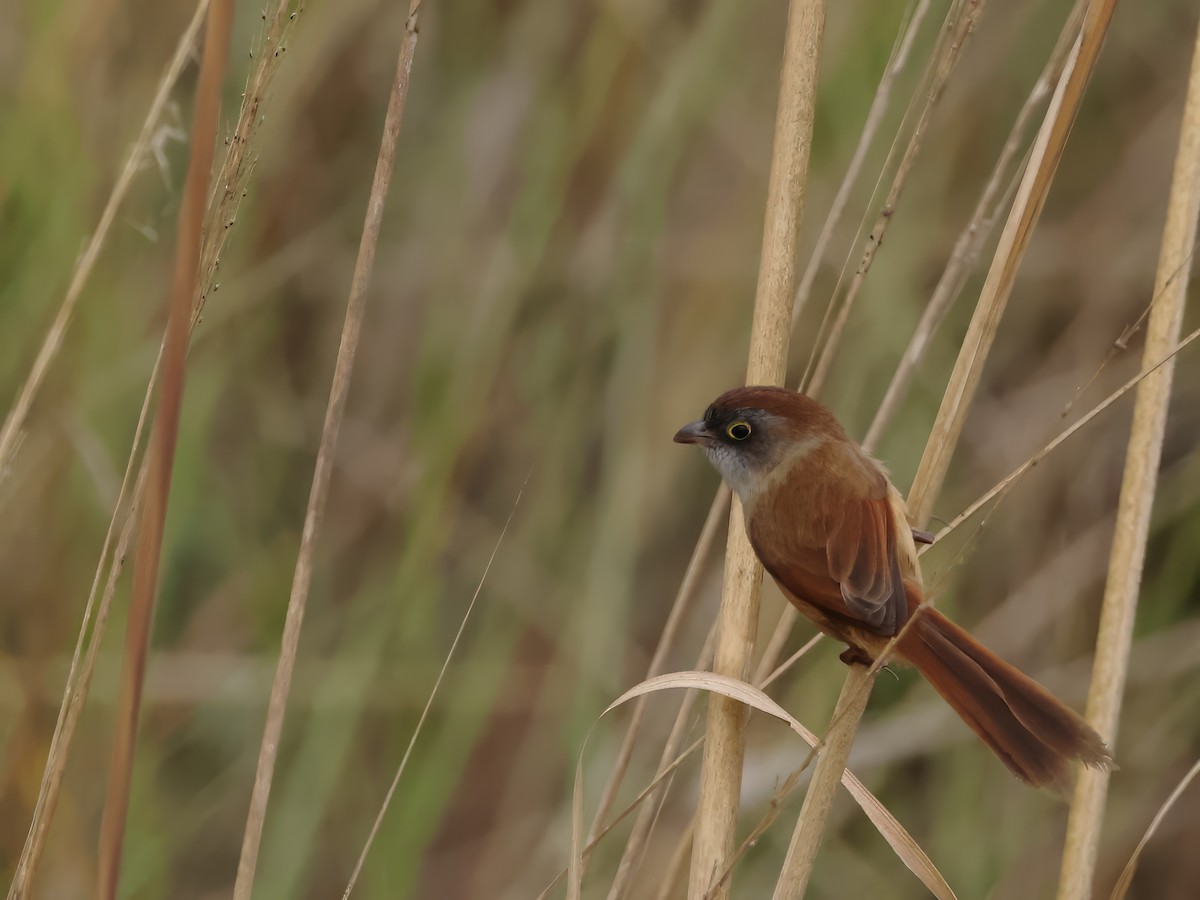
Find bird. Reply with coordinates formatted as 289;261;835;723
674;385;1113;792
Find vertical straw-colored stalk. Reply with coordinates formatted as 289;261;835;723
93;3;233;898
232;3;424;897
771;1;1118;893
1056;19;1200;899
688;1;825;896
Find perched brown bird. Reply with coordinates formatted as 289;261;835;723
675;385;1112;791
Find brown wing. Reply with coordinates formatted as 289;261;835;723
747;441;909;637
824;492;908;634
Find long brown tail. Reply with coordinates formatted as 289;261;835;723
898;608;1113;793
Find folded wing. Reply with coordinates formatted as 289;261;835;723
747;442;910;637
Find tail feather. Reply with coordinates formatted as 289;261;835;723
898;608;1113;793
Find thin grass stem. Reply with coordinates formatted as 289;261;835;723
1057;11;1200;897
232;4;424;896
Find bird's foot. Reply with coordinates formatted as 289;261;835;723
839;646;874;667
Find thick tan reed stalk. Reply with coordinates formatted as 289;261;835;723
232;4;424;897
94;3;233;897
908;0;1117;526
0;1;209;483
688;2;825;896
1057;19;1200;898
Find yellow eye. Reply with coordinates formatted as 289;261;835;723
727;421;752;441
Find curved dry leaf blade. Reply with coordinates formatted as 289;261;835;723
1110;757;1200;900
568;671;955;900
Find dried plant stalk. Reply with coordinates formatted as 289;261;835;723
94;3;234;897
908;0;1117;526
232;4;424;897
688;2;825;896
1057;18;1200;899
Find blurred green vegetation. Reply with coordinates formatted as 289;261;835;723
2;0;1199;898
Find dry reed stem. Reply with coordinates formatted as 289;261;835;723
1057;17;1200;897
0;1;209;483
805;0;988;395
862;0;1087;452
344;474;527;898
689;2;825;896
762;613;932;896
770;665;873;899
788;0;932;325
94;3;234;897
232;4;423;896
710;610;933;896
604;623;821;896
907;0;1117;527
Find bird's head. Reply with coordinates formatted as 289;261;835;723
673;386;841;501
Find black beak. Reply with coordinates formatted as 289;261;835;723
673;420;712;446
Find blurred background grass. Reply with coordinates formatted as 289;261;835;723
2;0;1199;897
